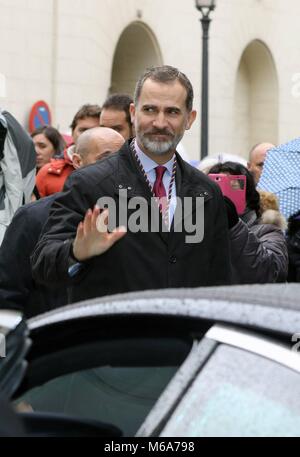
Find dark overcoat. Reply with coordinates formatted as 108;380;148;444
32;141;232;303
0;194;67;317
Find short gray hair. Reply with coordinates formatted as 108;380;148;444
134;65;194;112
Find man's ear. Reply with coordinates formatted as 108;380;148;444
186;110;197;130
129;103;136;125
72;153;82;170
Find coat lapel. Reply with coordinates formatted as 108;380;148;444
114;142;169;244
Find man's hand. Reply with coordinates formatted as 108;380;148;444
73;207;127;261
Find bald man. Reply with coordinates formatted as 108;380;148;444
0;127;125;317
248;142;275;184
72;127;125;168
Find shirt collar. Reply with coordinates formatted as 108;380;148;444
134;139;175;175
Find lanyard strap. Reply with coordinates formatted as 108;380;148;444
130;140;177;227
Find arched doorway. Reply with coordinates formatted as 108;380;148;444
110;22;163;97
233;40;279;158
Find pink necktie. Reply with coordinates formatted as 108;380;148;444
153;166;167;213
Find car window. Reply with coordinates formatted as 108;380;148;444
16;365;178;436
14;335;192;436
160;344;300;437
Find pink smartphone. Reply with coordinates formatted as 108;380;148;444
208;174;246;215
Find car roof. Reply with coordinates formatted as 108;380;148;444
28;284;300;336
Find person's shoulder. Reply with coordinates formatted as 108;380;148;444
36;163;49;178
4;196;56;239
252;220;283;237
69;156;116;186
15;194;58;218
39;158;72;177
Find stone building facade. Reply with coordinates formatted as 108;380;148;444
1;0;300;160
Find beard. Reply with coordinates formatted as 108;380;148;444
136;127;184;156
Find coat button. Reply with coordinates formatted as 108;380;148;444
169;256;177;264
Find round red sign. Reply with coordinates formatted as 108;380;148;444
29;101;52;133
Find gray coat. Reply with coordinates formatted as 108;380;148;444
230;210;288;284
0;109;36;245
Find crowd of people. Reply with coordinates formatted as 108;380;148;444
0;64;299;319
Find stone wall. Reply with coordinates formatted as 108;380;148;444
1;0;300;160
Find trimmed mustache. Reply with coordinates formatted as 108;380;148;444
145;128;174;137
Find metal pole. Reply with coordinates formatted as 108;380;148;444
200;15;211;160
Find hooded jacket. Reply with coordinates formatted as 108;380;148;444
0;194;68;317
230;208;288;284
36;145;75;198
0;109;36;245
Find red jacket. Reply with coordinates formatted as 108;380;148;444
36;147;75;198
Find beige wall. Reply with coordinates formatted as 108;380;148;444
233;40;279;158
1;0;300;160
0;0;55;125
209;0;300;159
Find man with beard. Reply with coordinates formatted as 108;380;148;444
32;66;231;303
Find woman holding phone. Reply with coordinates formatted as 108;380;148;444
208;161;288;284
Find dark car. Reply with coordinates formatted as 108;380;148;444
1;284;300;437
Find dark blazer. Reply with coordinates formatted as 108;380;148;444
0;194;68;318
32;141;232;303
